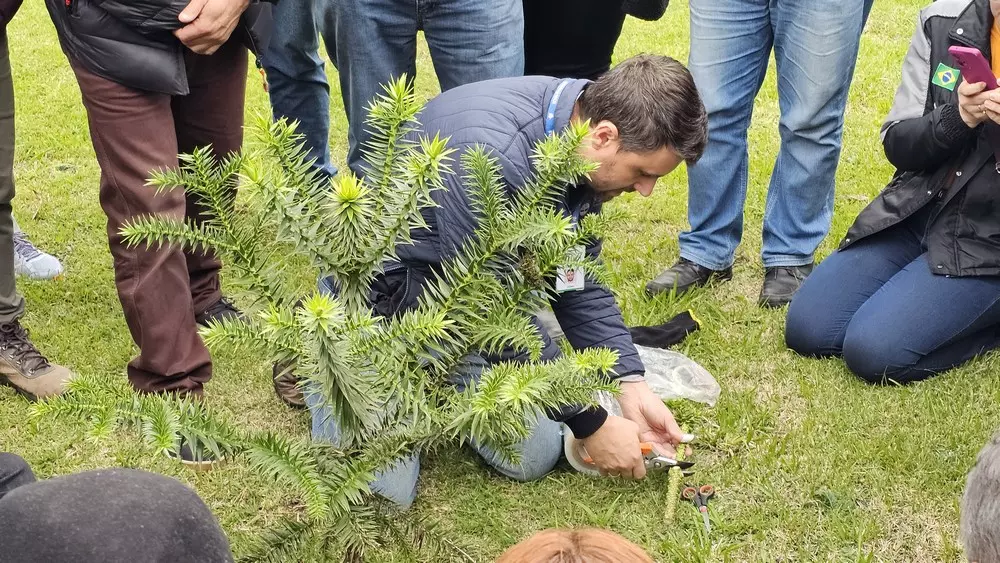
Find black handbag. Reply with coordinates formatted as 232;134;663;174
621;0;669;21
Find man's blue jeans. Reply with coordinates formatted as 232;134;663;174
786;205;1000;384
308;277;562;509
331;0;524;175
261;0;338;177
681;0;870;270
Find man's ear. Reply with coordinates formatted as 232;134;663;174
590;120;620;150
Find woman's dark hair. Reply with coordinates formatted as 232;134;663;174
578;54;708;164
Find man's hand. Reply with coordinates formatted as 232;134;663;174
580;416;646;479
618;380;685;457
958;80;994;128
174;0;250;55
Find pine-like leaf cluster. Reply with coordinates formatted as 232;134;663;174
41;78;620;561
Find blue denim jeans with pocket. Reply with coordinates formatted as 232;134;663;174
261;0;338;178
309;277;562;509
331;0;524;175
680;0;870;270
786;203;1000;384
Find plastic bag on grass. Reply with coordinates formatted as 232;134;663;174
636;346;720;406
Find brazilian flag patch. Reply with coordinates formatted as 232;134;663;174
932;63;960;91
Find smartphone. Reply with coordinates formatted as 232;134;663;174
948;46;998;90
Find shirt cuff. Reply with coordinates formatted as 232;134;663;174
564;406;609;439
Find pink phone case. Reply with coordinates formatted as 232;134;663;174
949;46;998;90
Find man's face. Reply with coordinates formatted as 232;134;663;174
992;0;1000;21
579;120;684;202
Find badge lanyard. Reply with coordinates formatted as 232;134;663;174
544;79;573;136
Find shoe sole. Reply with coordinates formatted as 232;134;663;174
0;377;38;402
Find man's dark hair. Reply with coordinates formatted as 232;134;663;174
578;54;707;164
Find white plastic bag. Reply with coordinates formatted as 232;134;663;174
636;346;720;406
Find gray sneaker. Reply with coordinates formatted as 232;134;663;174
13;231;63;280
0;321;71;401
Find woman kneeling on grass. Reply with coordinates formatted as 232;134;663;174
786;0;1000;384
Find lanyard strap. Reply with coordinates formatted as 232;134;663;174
544;79;573;136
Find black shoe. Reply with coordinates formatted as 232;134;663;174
196;297;243;327
759;264;814;308
646;258;733;296
272;360;306;410
169;439;225;472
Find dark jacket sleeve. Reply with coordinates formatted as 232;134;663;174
622;0;668;21
0;0;23;27
550;238;644;379
881;12;977;172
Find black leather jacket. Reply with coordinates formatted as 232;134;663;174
843;0;1000;276
45;0;272;95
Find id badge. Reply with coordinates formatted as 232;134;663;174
556;245;586;293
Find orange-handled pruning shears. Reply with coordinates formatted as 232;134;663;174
582;442;695;472
681;484;715;533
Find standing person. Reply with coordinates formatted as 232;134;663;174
261;0;337;179
646;0;873;307
43;0;256;402
522;0;669;81
332;0;524;176
0;0;71;401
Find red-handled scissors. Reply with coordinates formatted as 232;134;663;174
681;484;715;533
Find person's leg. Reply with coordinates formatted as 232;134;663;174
0;31;70;401
676;0;773;271
69;62;211;395
0;29;21;325
331;0;418;175
0;468;232;562
0;453;35;501
522;0;625;80
261;0;338;178
452;352;563;482
308;278;420;509
785;214;925;357
841;255;1000;384
762;0;866;268
421;0;524;91
171;39;247;318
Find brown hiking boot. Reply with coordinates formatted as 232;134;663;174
273;360;305;409
0;321;71;401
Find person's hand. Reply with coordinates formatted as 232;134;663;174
958;80;994;128
617;380;685;457
580;415;646;479
984;89;1000;126
174;0;250;55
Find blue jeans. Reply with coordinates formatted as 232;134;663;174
331;0;524;175
309;279;562;509
681;0;869;269
260;0;338;177
786;205;1000;384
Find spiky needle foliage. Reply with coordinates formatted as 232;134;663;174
34;77;620;561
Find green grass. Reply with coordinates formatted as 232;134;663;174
3;1;995;561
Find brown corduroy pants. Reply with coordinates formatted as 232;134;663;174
69;40;247;395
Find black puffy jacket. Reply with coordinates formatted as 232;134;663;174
842;0;1000;276
44;0;272;96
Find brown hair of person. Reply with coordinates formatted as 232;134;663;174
496;528;655;563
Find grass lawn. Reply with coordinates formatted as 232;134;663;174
3;1;996;561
